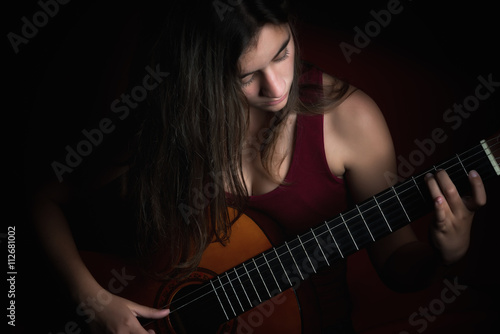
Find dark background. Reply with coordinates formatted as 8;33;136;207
6;0;499;333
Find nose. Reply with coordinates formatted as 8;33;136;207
260;70;284;98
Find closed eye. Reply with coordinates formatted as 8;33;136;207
242;74;255;87
274;48;290;63
240;34;291;87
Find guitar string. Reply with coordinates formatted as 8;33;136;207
263;139;500;283
165;139;499;316
164;138;499;316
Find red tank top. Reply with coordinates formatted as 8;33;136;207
243;66;354;330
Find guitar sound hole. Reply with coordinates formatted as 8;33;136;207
168;283;231;334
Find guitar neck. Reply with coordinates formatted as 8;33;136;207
174;134;500;322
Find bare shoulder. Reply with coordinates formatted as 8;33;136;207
322;72;394;174
323;73;385;132
322;73;418;265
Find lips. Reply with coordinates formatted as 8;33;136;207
264;92;288;106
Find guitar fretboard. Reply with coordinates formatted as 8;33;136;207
170;136;500;323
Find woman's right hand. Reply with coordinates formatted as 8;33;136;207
82;289;170;334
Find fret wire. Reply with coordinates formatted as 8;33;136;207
242;262;261;303
285;241;304;280
233;267;253;308
451;158;491;180
445;161;489;185
225;272;243;313
298;234;316;273
168;155;493;318
411;176;425;201
446;141;494;176
340;213;358;250
210;279;229;320
262;252;281;293
408;153;462;185
258;143;494;283
232;143;494;304
391;187;431;228
325;221;344;258
373;196;392;232
437;146;479;178
196;161;490;318
456;153;468;176
386;143;495;209
212;143;493;303
171;184;436;317
356;205;375;241
311;228;330;266
171;167;489;318
218;276;236;317
165;141;497;316
274;247;292;286
394;147;484;205
253;258;271;298
391;186;411;222
400;143;485;195
439;145;491;181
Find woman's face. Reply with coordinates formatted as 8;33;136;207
238;23;295;113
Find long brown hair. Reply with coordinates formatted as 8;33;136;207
127;0;349;278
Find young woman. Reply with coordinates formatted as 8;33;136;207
31;0;487;333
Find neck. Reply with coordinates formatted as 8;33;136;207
246;108;274;140
246;107;296;142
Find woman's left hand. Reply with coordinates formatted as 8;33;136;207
425;169;487;264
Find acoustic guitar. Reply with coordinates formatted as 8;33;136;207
81;133;499;333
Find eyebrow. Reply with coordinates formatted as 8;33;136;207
240;33;291;79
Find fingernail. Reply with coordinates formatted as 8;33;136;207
469;170;478;178
435;196;444;205
425;173;433;179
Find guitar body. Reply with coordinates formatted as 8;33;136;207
81;210;303;333
81;134;499;333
